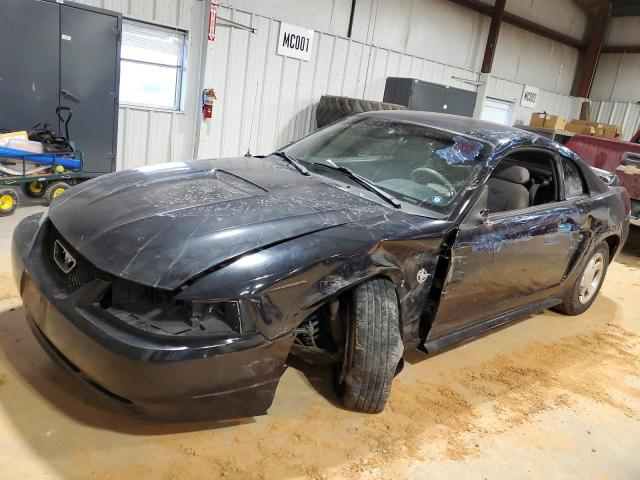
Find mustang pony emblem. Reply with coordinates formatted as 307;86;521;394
416;268;430;284
53;240;76;274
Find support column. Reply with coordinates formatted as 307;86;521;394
573;2;611;98
473;72;491;119
481;0;506;74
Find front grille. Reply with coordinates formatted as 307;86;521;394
41;222;114;294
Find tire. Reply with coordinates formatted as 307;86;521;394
315;95;406;129
23;181;47;198
0;189;19;216
337;277;404;413
44;181;70;205
554;243;609;315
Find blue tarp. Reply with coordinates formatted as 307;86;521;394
0;146;81;170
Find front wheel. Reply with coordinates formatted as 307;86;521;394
554;243;609;315
336;277;403;413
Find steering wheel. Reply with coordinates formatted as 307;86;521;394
409;167;456;197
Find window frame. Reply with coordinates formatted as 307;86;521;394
119;17;189;113
484;146;563;220
559;155;590;201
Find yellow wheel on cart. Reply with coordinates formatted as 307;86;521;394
45;181;70;205
23;181;47;198
0;189;19;216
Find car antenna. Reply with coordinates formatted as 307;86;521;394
245;81;259;157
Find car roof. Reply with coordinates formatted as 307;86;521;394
360;110;546;149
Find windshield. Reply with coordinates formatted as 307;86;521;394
283;116;486;212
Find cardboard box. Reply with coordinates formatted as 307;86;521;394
542;115;566;131
565;121;596;135
601;123;622;139
0;130;28;146
593;124;605;137
530;113;566;131
530;113;546;127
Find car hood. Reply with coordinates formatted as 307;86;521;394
49;157;388;289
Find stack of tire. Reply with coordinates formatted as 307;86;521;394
315;95;406;129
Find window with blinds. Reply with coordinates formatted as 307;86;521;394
119;19;187;111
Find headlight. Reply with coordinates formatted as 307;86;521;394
100;279;244;337
190;301;243;334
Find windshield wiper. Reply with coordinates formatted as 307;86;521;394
272;151;310;176
314;162;401;208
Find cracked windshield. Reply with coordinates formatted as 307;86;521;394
284;116;485;211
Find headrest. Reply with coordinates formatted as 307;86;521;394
493;165;530;184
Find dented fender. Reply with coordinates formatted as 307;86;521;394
177;220;448;342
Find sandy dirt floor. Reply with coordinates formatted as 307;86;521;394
0;211;638;479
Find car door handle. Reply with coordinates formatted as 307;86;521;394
61;89;80;103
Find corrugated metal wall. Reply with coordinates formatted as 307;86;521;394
196;5;480;159
485;76;576;126
71;0;205;170
67;0;640;168
484;77;640;141
589;100;640;141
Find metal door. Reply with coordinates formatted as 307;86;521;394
0;0;60;132
60;4;119;174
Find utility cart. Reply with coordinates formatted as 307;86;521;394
0;148;87;216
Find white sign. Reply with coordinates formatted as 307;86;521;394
520;85;539;109
277;23;314;61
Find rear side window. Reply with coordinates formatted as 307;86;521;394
561;158;587;198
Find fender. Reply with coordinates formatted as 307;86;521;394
177;221;446;341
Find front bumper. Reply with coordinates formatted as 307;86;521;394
12;217;294;421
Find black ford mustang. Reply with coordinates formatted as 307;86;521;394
12;112;631;420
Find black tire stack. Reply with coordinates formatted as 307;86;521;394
315;95;406;129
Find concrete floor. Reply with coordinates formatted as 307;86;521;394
1;206;639;479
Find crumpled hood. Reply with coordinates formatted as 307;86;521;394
49;157;386;289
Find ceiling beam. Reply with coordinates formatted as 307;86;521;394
602;45;640;54
611;0;640;17
449;0;586;50
503;11;585;49
573;0;610;19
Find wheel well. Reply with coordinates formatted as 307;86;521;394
603;235;620;259
290;275;402;365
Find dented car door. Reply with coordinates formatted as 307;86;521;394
427;203;583;340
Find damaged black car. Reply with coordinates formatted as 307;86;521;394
12;111;631;420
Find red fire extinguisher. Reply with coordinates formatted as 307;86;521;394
202;88;217;120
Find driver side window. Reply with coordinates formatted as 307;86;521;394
486;150;559;215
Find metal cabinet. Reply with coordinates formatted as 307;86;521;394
0;0;121;175
383;78;477;117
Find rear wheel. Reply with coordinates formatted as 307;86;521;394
336;277;403;413
0;189;18;216
45;181;70;204
554;243;609;315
